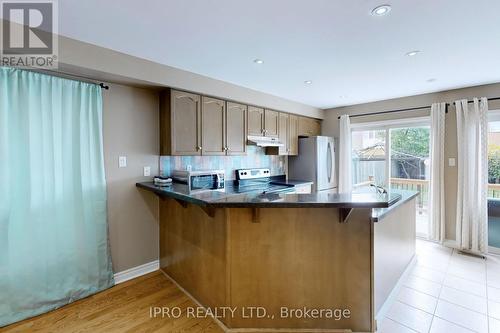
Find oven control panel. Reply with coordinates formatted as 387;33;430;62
236;168;271;180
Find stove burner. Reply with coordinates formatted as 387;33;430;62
234;168;293;194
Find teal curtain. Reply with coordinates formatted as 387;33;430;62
0;67;114;327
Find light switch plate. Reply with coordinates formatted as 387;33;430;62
118;156;127;168
143;166;151;177
448;158;456;167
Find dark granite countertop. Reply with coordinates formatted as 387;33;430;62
136;181;402;209
269;175;314;187
371;190;419;222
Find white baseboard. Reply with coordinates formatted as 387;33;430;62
489;246;500;255
443;239;458;249
375;255;417;323
114;260;159;284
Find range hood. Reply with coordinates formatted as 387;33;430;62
247;135;284;147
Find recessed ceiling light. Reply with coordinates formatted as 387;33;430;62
254;59;264;64
427;78;436;83
406;50;421;57
371;4;391;16
304;80;312;84
339;95;347;98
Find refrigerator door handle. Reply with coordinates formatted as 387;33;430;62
327;141;332;183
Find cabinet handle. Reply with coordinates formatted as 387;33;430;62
197;146;202;150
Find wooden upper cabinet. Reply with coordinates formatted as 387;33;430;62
226;102;247;155
161;90;202;156
298;116;321;137
264;109;279;137
312;119;321;136
201;96;226;155
247;106;264;136
278;113;289;155
288;114;299;155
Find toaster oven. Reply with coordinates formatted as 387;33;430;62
171;170;225;193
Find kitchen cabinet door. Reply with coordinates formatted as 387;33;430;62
201;96;226;155
312;119;321;136
278;113;289;155
288;114;299;155
298;116;321;137
264;109;279;138
248;106;264;136
226;102;247;155
171;90;201;155
298;116;310;136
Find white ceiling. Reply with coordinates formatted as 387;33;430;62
54;0;500;108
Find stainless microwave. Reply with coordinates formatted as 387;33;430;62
171;169;225;193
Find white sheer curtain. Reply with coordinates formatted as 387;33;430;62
429;103;446;242
455;98;489;253
338;115;352;193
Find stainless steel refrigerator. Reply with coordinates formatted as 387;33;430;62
288;136;337;192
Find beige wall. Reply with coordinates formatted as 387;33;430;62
323;82;500;242
56;35;323;119
0;19;322;118
102;83;160;273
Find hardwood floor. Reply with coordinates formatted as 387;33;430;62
0;271;223;333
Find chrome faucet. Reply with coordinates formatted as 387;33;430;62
370;183;387;194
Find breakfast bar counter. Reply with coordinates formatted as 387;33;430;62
136;181;402;209
137;182;417;333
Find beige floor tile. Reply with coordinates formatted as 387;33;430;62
397;286;438;314
386;301;433;333
489;286;500;303
490;316;500;333
377;318;418;333
443;274;487;298
412;265;446;284
439;286;487;314
488;300;500;320
429;316;475;333
434;300;488;333
403;275;442;298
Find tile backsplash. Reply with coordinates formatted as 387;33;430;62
160;146;286;180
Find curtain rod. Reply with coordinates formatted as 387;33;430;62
337;96;500;119
337;105;437;120
8;67;110;90
453;96;500;105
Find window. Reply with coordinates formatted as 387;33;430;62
351;118;430;238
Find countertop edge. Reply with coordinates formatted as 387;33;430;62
372;190;419;222
136;182;394;209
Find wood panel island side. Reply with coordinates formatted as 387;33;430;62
137;182;417;333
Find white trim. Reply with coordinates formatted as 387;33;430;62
375;255;417;322
351;116;430;131
489;246;500;255
113;260;159;284
488;109;500;121
443;239;458;249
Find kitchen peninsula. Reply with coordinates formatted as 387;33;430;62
137;181;418;333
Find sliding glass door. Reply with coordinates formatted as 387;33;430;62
351;120;430;238
352;129;388;187
389;127;430;238
488;117;500;252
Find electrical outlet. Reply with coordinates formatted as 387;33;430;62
143;166;151;177
448;158;456;167
118;156;127;168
